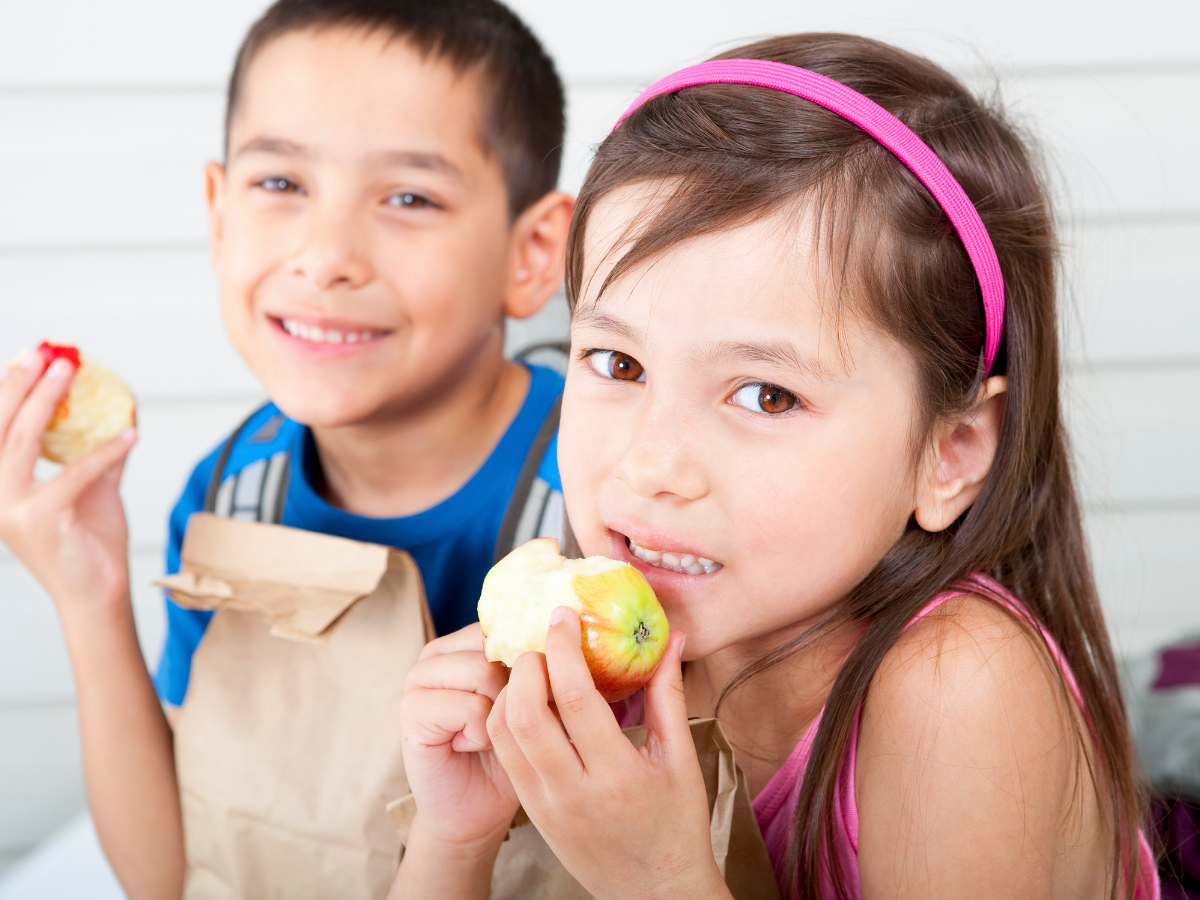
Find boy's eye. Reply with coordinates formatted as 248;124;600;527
258;177;304;194
587;350;646;383
730;383;800;415
387;192;432;209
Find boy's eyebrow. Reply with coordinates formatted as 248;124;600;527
231;138;462;178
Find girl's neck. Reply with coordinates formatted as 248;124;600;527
684;620;863;797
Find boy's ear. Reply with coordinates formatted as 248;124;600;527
503;191;575;320
205;161;228;259
913;376;1007;532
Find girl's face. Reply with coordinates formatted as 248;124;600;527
560;189;926;661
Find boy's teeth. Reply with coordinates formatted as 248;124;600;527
281;319;380;344
627;538;722;575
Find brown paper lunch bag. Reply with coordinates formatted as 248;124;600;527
387;718;781;900
159;513;435;900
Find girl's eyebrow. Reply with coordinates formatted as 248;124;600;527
571;308;645;345
575;306;840;383
696;340;840;383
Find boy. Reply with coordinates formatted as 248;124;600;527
0;1;572;897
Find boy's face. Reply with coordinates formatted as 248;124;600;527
208;28;514;427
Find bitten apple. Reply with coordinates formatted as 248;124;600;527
478;537;669;702
8;342;137;464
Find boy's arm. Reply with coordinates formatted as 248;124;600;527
0;356;184;900
64;596;185;900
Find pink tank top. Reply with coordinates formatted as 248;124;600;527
686;574;1158;898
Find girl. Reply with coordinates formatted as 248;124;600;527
394;33;1157;899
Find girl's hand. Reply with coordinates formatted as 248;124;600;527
399;624;520;860
487;609;732;900
0;351;136;622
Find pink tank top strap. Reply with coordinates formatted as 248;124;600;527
837;575;1158;899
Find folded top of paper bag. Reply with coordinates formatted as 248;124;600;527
156;512;399;641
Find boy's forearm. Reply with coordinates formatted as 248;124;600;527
61;597;185;900
389;817;501;900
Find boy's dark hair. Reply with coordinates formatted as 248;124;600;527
226;0;564;218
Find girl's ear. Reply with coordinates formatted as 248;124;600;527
913;376;1007;532
503;191;575;319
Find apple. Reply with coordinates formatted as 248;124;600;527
478;537;669;702
15;342;137;464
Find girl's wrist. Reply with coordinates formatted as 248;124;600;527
406;811;509;864
396;814;506;899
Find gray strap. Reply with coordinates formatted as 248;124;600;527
494;395;562;563
203;404;291;524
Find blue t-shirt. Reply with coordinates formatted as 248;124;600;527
153;363;564;706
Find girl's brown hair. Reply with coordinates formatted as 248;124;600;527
564;33;1146;899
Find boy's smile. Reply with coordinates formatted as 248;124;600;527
206;27;517;429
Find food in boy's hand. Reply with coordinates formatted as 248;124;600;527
478;538;669;702
14;342;136;464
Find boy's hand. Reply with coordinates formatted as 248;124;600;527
0;351;136;620
487;610;732;900
400;623;520;861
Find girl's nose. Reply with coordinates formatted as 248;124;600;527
291;201;374;290
612;401;709;502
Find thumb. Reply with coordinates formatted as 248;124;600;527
44;428;136;508
641;631;691;763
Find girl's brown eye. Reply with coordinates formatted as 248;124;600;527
730;382;800;414
611;351;644;381
588;350;646;383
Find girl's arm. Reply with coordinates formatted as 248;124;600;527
487;610;733;900
855;597;1106;898
0;354;184;900
390;624;519;900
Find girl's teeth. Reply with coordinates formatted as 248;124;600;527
627;538;722;575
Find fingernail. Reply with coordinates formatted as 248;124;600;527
678;633;686;657
19;350;41;369
47;358;73;379
120;428;137;444
549;606;569;626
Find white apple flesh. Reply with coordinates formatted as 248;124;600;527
478;537;670;702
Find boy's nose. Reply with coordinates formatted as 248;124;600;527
291;207;374;290
612;400;709;502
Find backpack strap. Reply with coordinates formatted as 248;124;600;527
203;405;291;524
493;394;566;563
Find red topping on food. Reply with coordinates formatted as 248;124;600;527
37;341;81;369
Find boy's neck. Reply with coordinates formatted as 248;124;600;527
307;348;531;520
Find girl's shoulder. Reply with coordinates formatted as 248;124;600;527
854;593;1108;896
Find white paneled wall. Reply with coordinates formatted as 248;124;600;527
1;0;1197;874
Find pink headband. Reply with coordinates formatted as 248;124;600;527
613;59;1005;375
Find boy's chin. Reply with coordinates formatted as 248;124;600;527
267;386;383;431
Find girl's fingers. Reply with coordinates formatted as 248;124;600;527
542;608;629;772
405;649;510;703
0;352;47;451
486;685;546;802
0;358;75;495
40;429;136;511
488;654;582;787
401;686;495;753
641;631;693;764
417;622;485;662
